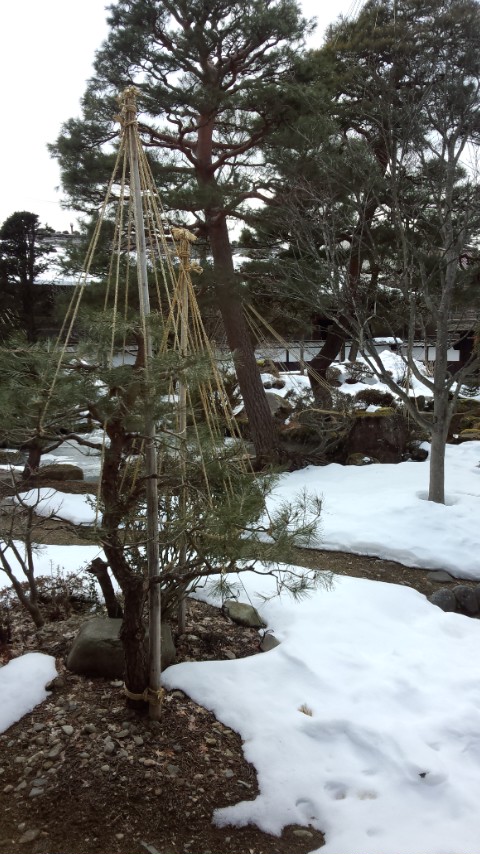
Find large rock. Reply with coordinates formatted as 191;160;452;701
428;588;456;612
452;585;479;616
264;392;292;417
35;463;84;482
344;408;409;464
457;428;480;443
66;617;175;678
223;600;266;629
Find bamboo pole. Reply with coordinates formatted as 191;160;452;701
123;87;162;720
171;228;196;635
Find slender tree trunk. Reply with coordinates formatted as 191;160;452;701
207;215;279;463
428;422;447;504
307;324;345;406
22;442;42;479
348;340;359;362
195;111;278;464
427;316;451;504
87;557;123;618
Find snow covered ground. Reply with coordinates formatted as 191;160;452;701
0;653;57;734
268;441;480;578
1;429;480;851
164;570;480;854
15;487;100;526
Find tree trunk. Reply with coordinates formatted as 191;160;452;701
428;424;446;504
87;557;123;618
307;324;345;406
100;411;149;711
207;216;279;463
103;539;148;711
22;442;42;479
348;340;359;362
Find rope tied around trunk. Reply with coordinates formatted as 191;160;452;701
123;683;165;706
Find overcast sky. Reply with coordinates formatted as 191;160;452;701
0;0;361;232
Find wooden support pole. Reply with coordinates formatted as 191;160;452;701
171;227;196;635
123;87;162;720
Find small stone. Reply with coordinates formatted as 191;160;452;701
100;765;110;772
32;778;47;787
224;651;236;660
61;725;74;737
45;677;65;692
15;780;27;792
133;736;144;746
117;729;129;738
28;787;44;798
292;829;314;839
223;769;234;779
26;750;44;766
19;829;40;844
82;723;97;734
223;600;267;629
31;723;45;732
260;633;281;652
3;784;14;794
167;764;180;776
427;570;454;583
115;834;125;840
104;743;115;755
110;680;123;688
47;744;63;760
17;823;26;832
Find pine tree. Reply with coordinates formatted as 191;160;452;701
0;212;55;342
255;0;480;502
50;0;315;463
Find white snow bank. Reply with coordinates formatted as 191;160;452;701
268;441;480;578
16;488;100;526
0;653;57;734
0;542;106;591
163;569;480;854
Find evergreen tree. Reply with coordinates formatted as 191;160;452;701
254;0;480;502
0;212;55;342
50;0;315;463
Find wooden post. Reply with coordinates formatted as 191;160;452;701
123;87;162;720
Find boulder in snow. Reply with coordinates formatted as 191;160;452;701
452;585;479;616
66;617;175;678
428;589;456;612
223;600;266;629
